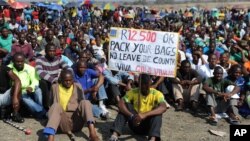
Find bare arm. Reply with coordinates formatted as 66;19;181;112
8;70;21;110
143;102;167;118
151;77;164;88
118;99;134;117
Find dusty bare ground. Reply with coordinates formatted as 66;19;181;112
0;2;250;141
0;104;249;141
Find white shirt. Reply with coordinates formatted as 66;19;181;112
92;44;105;61
198;64;228;79
9;23;19;30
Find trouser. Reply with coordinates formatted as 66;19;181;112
110;103;162;141
207;94;230;113
46;100;94;133
39;79;52;109
21;87;45;117
172;78;200;102
0;89;12;107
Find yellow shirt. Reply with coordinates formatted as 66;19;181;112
123;88;166;113
59;84;73;111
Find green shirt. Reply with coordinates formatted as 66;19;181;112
204;77;234;93
0;34;13;52
230;50;248;63
0;23;10;31
8;63;39;94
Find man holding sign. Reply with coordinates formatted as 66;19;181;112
109;74;168;141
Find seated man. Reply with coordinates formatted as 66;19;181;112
170;60;202;111
11;33;34;62
35;43;69;109
43;70;99;141
74;60;109;119
9;53;45;118
0;53;23;122
109;74;168;141
203;66;240;126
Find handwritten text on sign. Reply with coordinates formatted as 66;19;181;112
108;27;179;77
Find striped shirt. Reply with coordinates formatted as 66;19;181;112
35;56;69;83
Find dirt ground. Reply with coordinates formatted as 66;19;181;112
1;2;250;141
0;104;249;141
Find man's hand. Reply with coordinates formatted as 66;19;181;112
133;113;146;126
12;97;19;110
26;87;33;94
92;92;97;101
90;86;99;93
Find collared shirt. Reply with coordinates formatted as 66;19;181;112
8;63;39;94
74;69;98;100
11;43;34;61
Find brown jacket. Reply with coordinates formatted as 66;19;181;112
49;82;85;112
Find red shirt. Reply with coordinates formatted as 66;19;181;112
32;11;39;19
3;9;10;18
11;43;34;61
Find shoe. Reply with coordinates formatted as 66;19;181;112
12;112;25;123
209;116;218;126
100;111;110;120
109;135;119;141
217;113;229;119
100;105;108;113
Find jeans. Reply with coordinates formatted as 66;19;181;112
0;89;11;107
22;87;45;116
92;104;102;118
92;79;108;100
103;70;134;85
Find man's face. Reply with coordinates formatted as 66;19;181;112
181;62;191;73
214;68;223;81
209;55;217;66
14;55;25;71
220;54;228;64
45;47;56;59
61;74;73;89
2;29;9;37
232;68;241;79
77;62;87;76
140;80;150;96
19;34;26;44
47;31;54;41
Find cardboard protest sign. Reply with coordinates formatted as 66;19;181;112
108;27;179;77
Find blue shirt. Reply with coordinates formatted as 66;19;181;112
74;69;98;100
226;76;246;92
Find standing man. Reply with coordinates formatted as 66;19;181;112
0;53;23;122
109;74;168;141
43;70;99;141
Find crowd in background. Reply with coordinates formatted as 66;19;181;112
0;2;250;141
